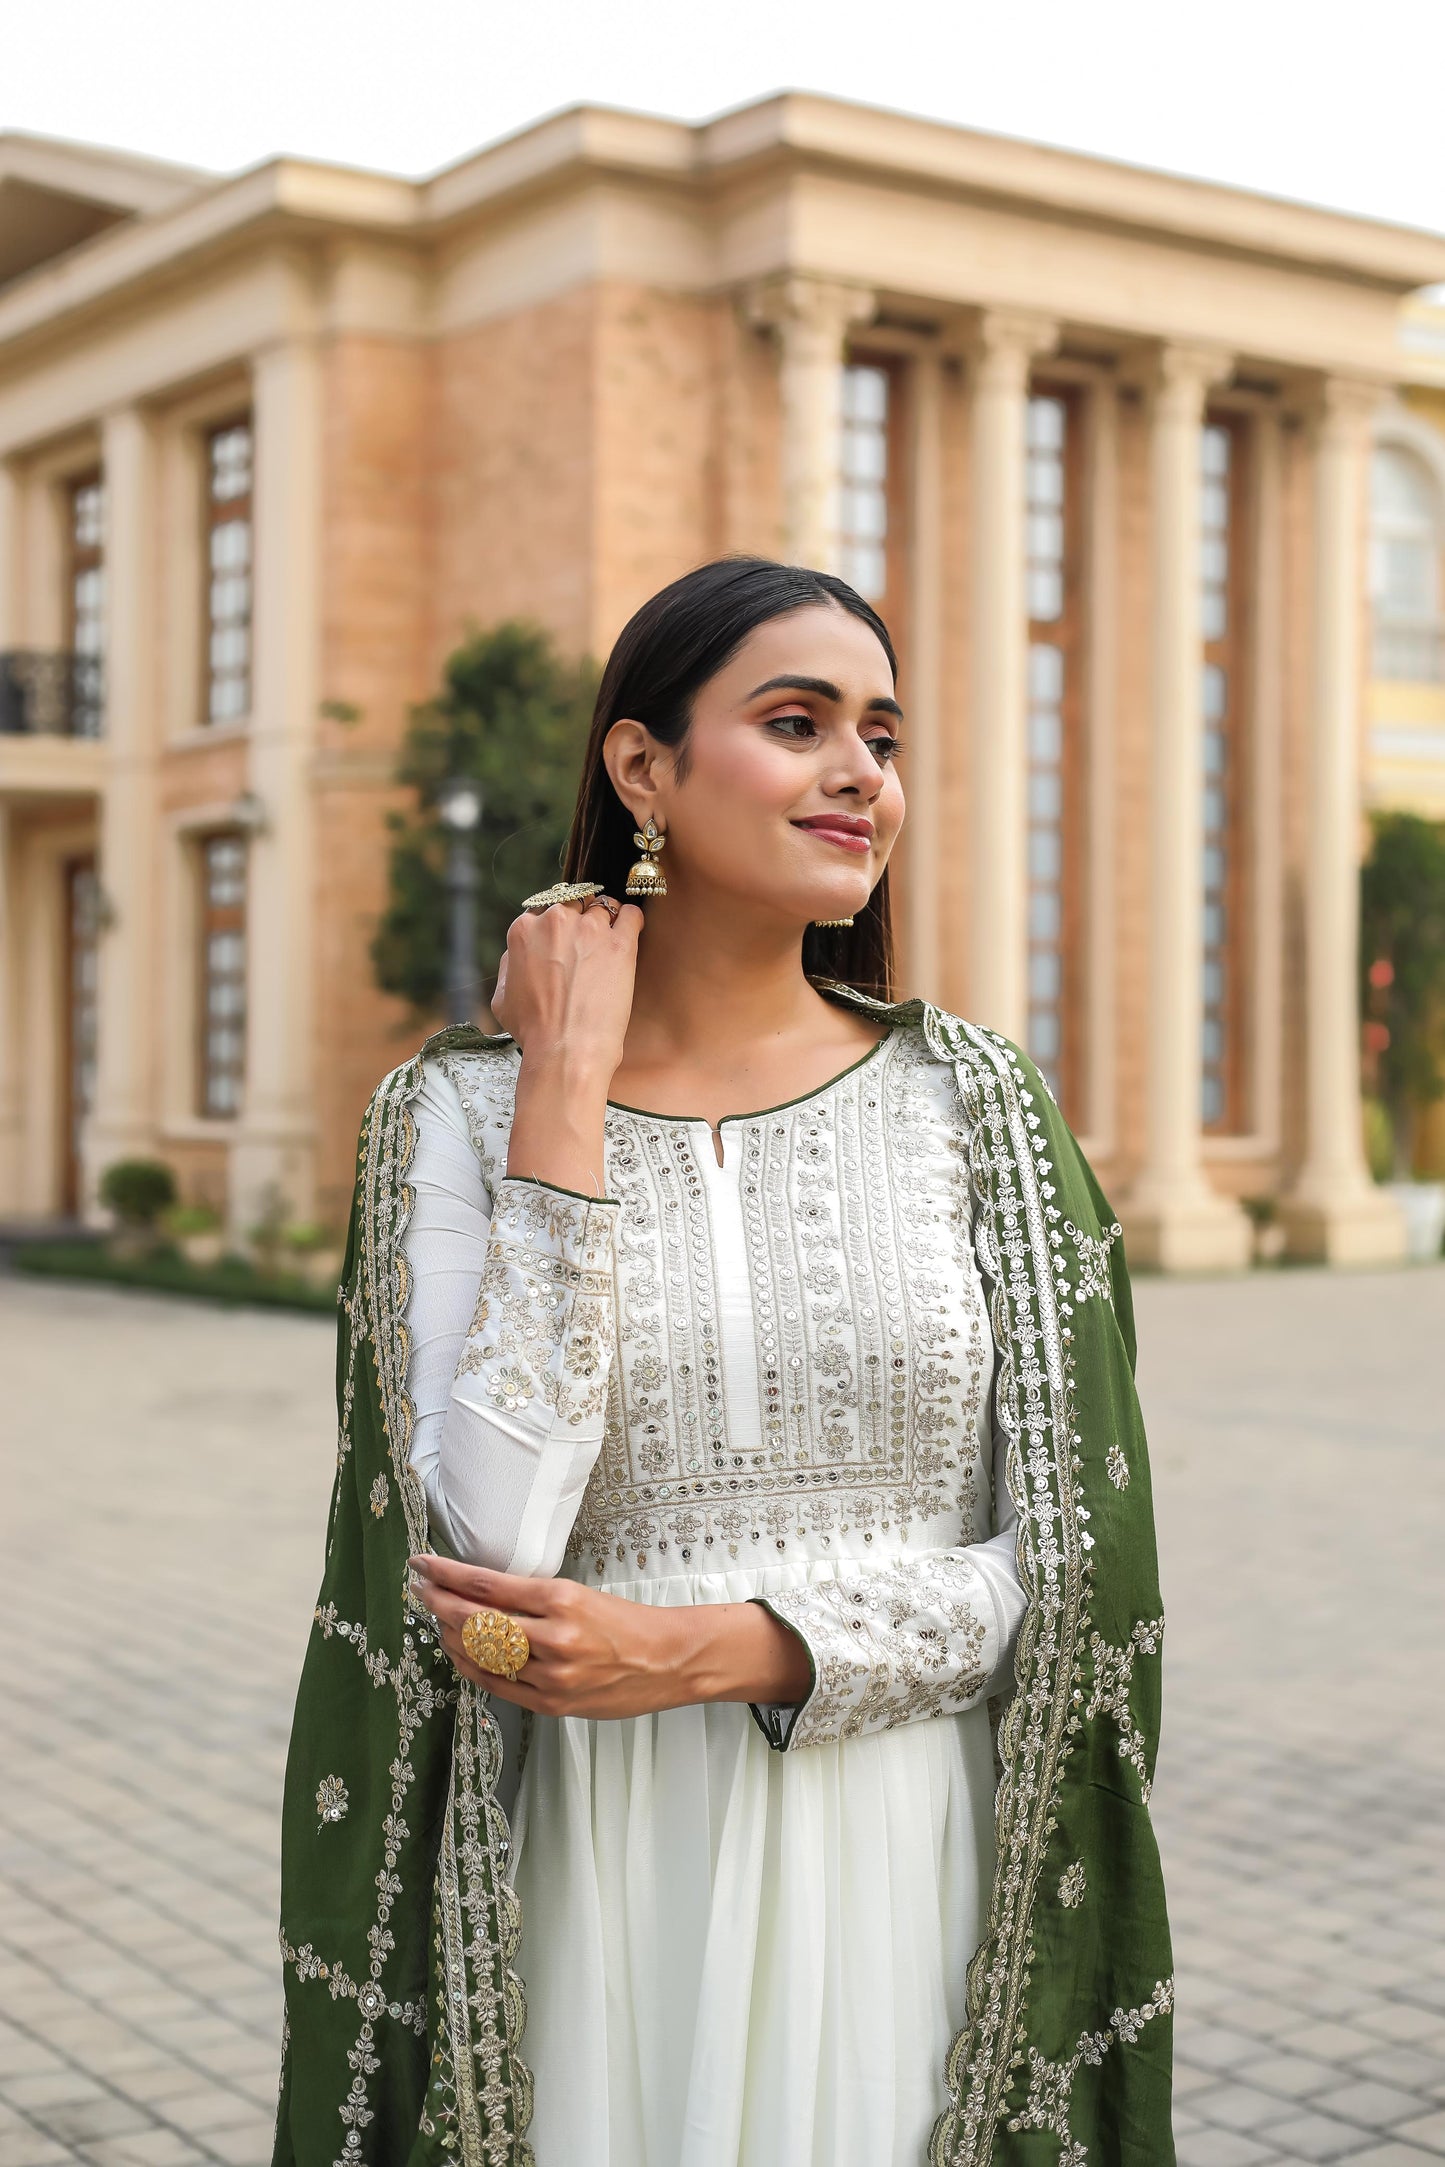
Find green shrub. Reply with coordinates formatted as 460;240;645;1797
283;1220;337;1255
1362;1096;1394;1186
164;1202;221;1238
99;1158;178;1227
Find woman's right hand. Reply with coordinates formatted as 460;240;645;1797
492;896;643;1196
491;894;643;1080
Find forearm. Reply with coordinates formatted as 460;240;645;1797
505;1051;612;1198
669;1600;814;1709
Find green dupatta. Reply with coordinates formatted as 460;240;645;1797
272;987;1175;2167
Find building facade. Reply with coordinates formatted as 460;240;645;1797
3;98;1442;1264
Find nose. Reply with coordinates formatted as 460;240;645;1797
826;744;886;801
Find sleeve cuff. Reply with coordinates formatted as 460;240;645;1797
746;1595;816;1754
501;1171;621;1208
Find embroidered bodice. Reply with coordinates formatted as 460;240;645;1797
403;1019;1027;1749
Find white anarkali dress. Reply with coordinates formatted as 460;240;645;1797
402;1019;1027;2167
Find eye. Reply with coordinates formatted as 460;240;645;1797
765;713;819;741
867;734;905;765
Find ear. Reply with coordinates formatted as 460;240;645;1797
602;718;670;826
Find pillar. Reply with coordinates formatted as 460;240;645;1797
83;406;159;1206
1120;345;1253;1271
0;465;20;1210
229;339;322;1237
905;342;945;1000
1281;378;1404;1263
966;310;1058;1044
0;458;19;648
750;277;875;569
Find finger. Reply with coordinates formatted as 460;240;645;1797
415;1558;562;1618
410;1554;503;1600
445;1643;541;1707
420;1583;566;1660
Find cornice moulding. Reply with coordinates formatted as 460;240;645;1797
4;92;1445;359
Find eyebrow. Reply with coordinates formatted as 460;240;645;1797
747;674;904;722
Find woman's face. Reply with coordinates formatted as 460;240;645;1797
612;603;905;927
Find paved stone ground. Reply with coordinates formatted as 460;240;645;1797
0;1263;1441;2166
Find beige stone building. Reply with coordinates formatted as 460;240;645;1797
3;96;1443;1266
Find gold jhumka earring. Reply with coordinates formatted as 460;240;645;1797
625;817;667;898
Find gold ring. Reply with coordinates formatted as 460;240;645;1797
461;1606;531;1680
521;880;604;913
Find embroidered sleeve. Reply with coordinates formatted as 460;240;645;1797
403;1063;619;1578
748;1405;1027;1752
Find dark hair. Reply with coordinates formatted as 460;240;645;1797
562;556;899;999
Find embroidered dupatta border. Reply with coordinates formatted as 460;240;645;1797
922;1010;1090;2166
360;1038;537;2166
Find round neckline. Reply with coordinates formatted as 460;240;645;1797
605;1025;897;1128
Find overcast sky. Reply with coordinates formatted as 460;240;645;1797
6;0;1445;243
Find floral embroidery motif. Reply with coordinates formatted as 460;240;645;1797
1106;1443;1129;1489
1065;1218;1121;1305
1006;1976;1174;2161
1058;1860;1087;1908
451;1174;619;1434
1086;1617;1165;1802
369;1472;389;1518
758;1552;995;1747
316;1775;350;1825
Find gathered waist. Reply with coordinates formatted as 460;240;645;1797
564;1543;962;1608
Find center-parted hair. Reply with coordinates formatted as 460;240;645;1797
562;556;899;999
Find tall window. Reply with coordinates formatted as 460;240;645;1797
198;833;247;1117
205;418;253;724
64;858;99;1213
838;362;892;602
66;473;105;737
1370;443;1444;682
1200;418;1249;1133
1025;388;1085;1116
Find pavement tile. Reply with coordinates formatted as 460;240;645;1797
1341;2150;1445;2166
1190;2082;1299;2133
1392;2116;1445;2156
1265;2114;1399;2161
1312;2083;1435;2131
1175;2132;1287;2166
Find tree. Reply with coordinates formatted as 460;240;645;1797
371;622;598;1017
1360;811;1445;1178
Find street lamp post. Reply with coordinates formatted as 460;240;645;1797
436;778;483;1024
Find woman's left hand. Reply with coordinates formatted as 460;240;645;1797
408;1553;812;1716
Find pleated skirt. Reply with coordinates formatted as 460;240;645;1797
509;1561;999;2167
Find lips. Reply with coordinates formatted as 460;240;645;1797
792;816;874;855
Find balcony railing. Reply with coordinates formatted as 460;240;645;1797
0;650;105;738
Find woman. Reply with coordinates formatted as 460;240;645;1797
274;559;1175;2167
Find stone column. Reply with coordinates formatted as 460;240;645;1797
1282;378;1404;1263
229;339;322;1237
0;465;20;1210
1121;345;1253;1271
966;310;1058;1043
905;342;945;999
82;406;159;1207
0;458;20;646
750;277;875;569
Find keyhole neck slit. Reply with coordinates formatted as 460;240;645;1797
601;1025;897;1138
